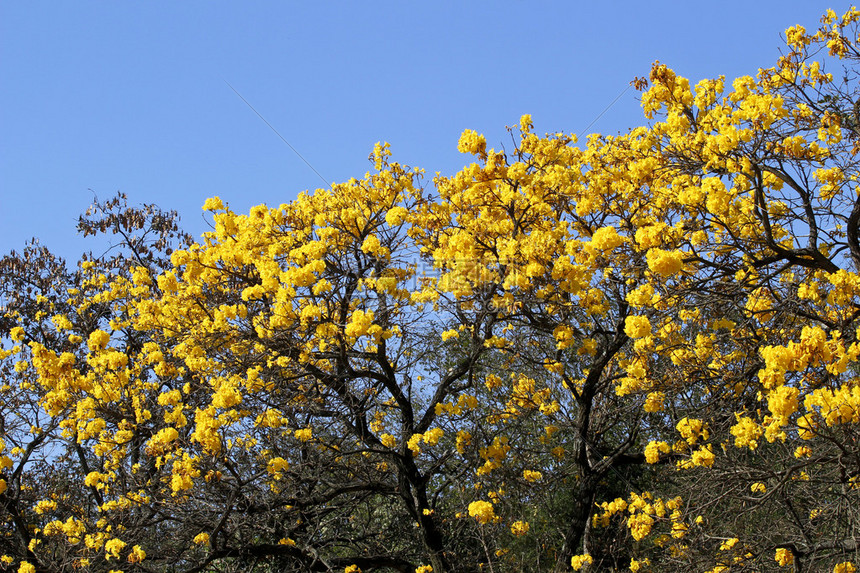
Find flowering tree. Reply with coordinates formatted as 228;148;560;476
4;8;860;573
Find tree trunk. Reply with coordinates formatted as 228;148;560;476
552;478;596;573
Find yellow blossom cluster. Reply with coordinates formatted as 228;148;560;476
467;500;497;524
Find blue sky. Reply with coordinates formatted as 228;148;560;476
0;2;841;262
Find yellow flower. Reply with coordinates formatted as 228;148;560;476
294;428;313;442
457;129;486;155
456;430;472;454
127;545;146;563
87;329;111;352
407;433;423;455
750;482;766;494
345;309;374;339
624;316;652;339
510;520;529;536
676;417;709;445
690;445;715;467
360;234;382;255
794;446;812;458
193;532;210;545
591;226;625;251
146;427;179;455
423;427;444;446
385;206;409;227
267;457;289;474
644;441;670;464
519;114;533;132
774;548;793;566
33;499;57;514
627;512;654;540
730;416;762;449
104;538;126;560
203;196;225;211
440;329;459;341
643;391;664;412
571;554;593;570
646;248;684;277
468;500;496;524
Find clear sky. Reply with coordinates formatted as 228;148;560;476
0;1;842;262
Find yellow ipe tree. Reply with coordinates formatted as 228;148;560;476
4;8;860;573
